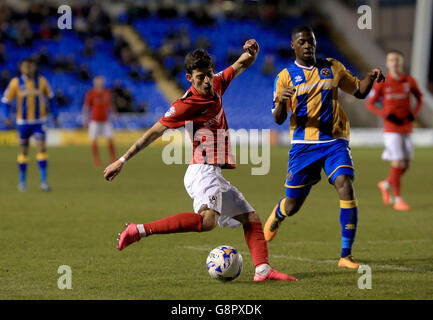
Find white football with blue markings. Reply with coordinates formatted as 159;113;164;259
206;245;243;281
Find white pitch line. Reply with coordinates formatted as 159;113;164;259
178;245;433;274
278;239;433;246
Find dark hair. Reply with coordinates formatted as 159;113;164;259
20;58;33;65
291;25;314;40
386;49;404;57
19;58;38;77
184;49;214;74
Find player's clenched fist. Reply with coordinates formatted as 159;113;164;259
243;39;259;56
104;160;123;181
280;87;296;104
368;68;385;83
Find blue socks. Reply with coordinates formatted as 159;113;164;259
36;152;48;184
17;154;28;185
275;198;288;219
340;200;358;257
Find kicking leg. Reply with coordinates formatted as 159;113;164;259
234;211;297;282
117;206;216;250
263;186;311;242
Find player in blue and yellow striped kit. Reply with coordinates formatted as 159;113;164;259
1;59;58;191
264;26;385;269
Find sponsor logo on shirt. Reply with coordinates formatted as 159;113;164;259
294;75;303;83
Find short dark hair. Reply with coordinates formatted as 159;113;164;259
291;25;314;40
184;49;214;74
386;49;404;57
20;58;33;65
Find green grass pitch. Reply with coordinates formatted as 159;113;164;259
0;145;432;299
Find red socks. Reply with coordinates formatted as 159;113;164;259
142;212;203;235
387;167;406;197
243;221;269;267
108;140;117;162
141;214;269;269
91;141;101;166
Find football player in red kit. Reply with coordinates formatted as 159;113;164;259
83;76;118;167
367;50;423;211
104;40;297;282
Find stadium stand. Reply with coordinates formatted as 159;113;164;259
0;2;361;131
133;15;360;130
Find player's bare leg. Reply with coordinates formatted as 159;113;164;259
264;196;306;242
234;211;297;282
36;139;51;191
17;142;29;192
334;175;359;269
116;207;213;250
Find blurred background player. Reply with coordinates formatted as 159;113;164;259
367;50;423;211
264;25;385;269
82;76;117;167
1;59;57;192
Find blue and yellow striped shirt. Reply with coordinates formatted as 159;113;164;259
1;75;54;125
273;58;360;143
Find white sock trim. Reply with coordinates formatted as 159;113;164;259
137;224;146;237
255;263;271;276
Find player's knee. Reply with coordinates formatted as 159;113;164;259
247;211;261;222
200;209;219;231
236;211;260;225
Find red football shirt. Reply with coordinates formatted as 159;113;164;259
159;67;236;168
367;73;423;134
84;88;112;122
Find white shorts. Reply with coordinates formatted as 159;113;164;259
89;121;114;140
382;133;413;161
184;164;255;228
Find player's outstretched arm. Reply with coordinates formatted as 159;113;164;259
104;121;168;181
231;39;260;78
355;68;385;99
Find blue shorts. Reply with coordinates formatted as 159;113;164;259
285;139;354;199
17;124;46;143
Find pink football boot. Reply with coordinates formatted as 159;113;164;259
117;223;141;251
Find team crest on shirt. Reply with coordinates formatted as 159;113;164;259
287;170;293;182
164;106;176;117
320;68;331;77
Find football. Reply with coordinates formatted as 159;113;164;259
206;245;243;281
